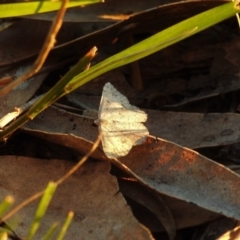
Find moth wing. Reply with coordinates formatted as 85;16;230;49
102;82;138;110
99;120;148;158
99;97;147;123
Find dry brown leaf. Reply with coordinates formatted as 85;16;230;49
119;179;220;232
118;179;176;239
118;136;240;220
24;106;240;149
0;156;153;239
145;110;240;149
23;108;240;220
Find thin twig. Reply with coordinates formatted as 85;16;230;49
0;0;69;97
55;135;102;185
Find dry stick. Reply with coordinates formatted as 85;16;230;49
1;135;102;223
0;0;69;98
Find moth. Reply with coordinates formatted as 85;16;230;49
95;82;149;158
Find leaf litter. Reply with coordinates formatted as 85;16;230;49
23;100;240;225
23;115;240;220
22;46;240;236
2;1;240;239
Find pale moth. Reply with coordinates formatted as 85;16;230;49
95;82;149;158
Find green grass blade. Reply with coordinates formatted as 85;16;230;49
0;0;101;18
0;232;7;240
56;211;74;240
26;182;57;240
67;2;240;91
0;196;14;217
28;47;97;119
0;47;96;140
42;222;59;240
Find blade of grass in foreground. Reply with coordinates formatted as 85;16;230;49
42;223;59;240
0;0;102;18
0;196;14;217
0;1;239;141
0;232;7;240
56;212;74;240
26;182;57;240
